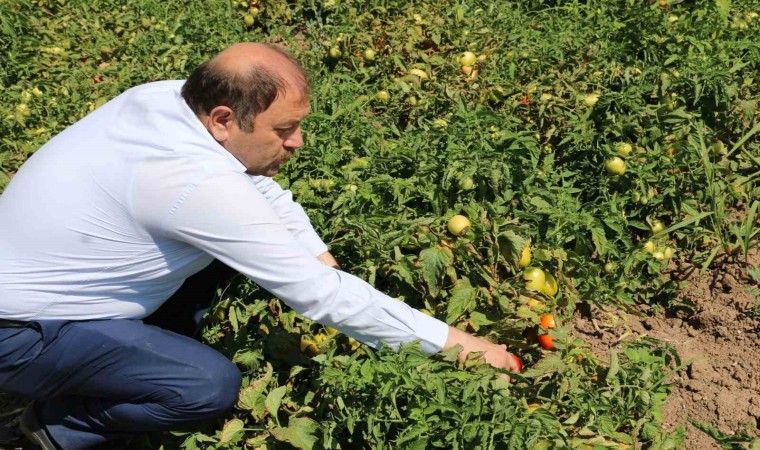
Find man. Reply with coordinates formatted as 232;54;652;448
0;43;520;449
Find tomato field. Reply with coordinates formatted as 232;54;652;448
1;0;759;448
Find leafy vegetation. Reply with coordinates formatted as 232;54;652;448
2;0;759;448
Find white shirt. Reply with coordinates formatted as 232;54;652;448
0;80;448;354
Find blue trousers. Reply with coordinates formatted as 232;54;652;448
0;261;242;449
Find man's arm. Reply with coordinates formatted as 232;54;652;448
316;251;340;269
250;177;340;270
161;173;520;371
248;175;328;257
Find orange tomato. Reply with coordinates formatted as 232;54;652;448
540;313;556;330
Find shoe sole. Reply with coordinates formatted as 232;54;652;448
19;405;57;450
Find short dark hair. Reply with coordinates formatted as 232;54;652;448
181;44;309;132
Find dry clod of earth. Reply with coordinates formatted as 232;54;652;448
573;249;760;450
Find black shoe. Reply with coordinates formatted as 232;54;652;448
0;405;29;446
19;404;58;450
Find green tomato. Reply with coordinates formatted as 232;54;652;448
432;118;448;129
523;267;546;292
447;215;471;236
363;48;376;61
458;177;474;191
459;51;477;67
711;140;726;155
583;93;599;107
616;143;633;157
605;157;626;175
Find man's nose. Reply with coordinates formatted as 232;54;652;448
285;127;304;149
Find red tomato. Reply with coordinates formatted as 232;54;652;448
537;334;554;350
509;353;523;373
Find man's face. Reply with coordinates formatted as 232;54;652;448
226;90;310;176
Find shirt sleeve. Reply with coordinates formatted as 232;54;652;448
247;175;328;257
164;173;449;354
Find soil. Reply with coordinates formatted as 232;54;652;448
573;249;760;449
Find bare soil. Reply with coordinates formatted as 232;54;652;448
574;249;760;449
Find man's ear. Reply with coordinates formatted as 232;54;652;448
204;106;236;142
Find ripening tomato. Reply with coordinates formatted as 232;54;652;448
537;334;554;350
526;298;544;310
300;338;319;354
541;273;558;297
347;337;361;351
517;245;531;268
409;68;429;80
540;313;556;330
527;403;542;414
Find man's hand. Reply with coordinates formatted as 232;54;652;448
316;251;340;269
443;326;522;373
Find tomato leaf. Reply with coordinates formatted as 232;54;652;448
714;0;731;23
419;247;452;297
445;278;477;324
219;418;245;445
269;416;319;450
521;353;568;378
238;386;268;421
497;231;528;265
606;350;620;383
265;385;287;425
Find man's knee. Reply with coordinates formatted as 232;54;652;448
175;358;242;420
